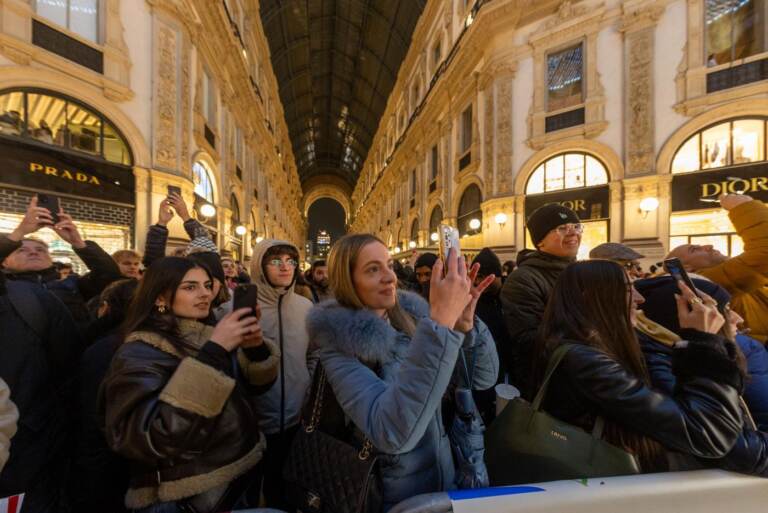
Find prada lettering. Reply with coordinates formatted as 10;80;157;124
701;176;768;199
29;162;101;185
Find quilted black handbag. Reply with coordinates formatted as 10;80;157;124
283;365;383;513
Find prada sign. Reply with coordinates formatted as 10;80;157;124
0;136;134;205
525;185;610;220
671;162;768;212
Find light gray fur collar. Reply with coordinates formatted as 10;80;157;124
306;290;429;366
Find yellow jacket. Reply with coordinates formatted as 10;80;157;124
699;200;768;344
0;377;18;472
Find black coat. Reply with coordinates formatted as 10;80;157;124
0;277;83;511
500;251;573;392
475;290;512;379
0;235;122;328
639;331;768;476
102;324;279;512
540;333;743;467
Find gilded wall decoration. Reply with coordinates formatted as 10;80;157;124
484;84;494;196
626;27;654;175
496;77;514;194
181;36;191;173
154;25;179;170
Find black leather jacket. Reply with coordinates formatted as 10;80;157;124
541;332;744;465
102;328;279;513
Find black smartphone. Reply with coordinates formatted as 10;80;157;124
167;185;181;199
37;193;60;224
663;257;702;299
233;283;259;318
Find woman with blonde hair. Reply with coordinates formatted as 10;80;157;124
306;233;499;511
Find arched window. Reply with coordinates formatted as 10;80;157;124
230;194;241;222
457;184;482;236
410;218;419;244
0;88;132;165
526;152;608;194
671;118;767;173
669;117;768;257
193;161;215;203
428;205;443;244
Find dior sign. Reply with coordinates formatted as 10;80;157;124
671;163;768;212
525;185;610;221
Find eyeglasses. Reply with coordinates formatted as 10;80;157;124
554;223;584;236
267;259;298;268
623;262;642;272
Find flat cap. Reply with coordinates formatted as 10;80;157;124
589;242;645;261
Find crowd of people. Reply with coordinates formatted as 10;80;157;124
0;190;766;513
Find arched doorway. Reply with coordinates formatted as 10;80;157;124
0;87;134;272
410;218;419;248
669;117;767;256
524;152;610;260
307;198;346;261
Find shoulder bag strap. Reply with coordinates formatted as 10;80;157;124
531;343;573;411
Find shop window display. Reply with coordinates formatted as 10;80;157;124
672;118;767;173
457;184;482;236
193;161;215;203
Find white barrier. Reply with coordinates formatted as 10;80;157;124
447;470;768;513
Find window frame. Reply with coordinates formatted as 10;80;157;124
460;105;473;155
192;160;216;204
545;42;585;113
525;152;609;195
35;0;100;44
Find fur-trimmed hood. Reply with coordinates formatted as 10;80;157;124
306;290;429;366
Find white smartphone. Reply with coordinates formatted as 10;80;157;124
438;224;461;274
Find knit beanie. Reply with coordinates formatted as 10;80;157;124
526;203;580;246
414;252;438;269
634;275;731;334
185;236;219;254
188;251;226;285
472;247;502;277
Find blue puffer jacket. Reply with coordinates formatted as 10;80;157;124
306;291;499;511
737;334;768;431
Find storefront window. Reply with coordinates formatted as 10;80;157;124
670;208;745;256
672;118;767;173
428;205;443;244
547;44;584;111
457;184;482;236
706;0;766;67
0;89;133;166
525;152;610;259
193;161;215;203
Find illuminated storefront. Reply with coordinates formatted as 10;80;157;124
524;152;610;260
0;88;134;273
670;117;768;256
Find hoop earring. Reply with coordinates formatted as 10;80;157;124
157;304;167;313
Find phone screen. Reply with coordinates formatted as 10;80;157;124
438;224;460;275
663;258;702;299
37;194;60;224
233;284;259;318
167;185;181;199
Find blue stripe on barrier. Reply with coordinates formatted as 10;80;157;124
448;486;545;501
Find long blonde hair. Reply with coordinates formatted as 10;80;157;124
328;233;416;337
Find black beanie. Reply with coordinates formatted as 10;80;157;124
634;276;731;334
472;247;502;277
414;252;438;269
526;203;580;246
188;251;226;285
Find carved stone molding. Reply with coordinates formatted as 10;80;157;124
625;27;655;176
496;76;514;194
153;21;179;171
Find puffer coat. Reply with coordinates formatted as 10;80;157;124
306;291;499;511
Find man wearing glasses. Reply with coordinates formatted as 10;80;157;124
249;239;315;509
500;203;582;395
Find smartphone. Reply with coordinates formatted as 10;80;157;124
233;283;259;318
438;224;461;275
37;193;60;224
663;257;702;299
167;185;182;199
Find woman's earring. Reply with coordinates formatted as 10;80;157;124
157;304;167;313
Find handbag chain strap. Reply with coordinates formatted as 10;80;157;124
305;366;375;461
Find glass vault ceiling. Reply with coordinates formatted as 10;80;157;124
260;0;427;188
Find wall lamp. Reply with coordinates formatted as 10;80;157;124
638;197;660;219
494;212;508;229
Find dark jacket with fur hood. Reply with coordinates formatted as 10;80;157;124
102;320;280;512
307;291;499;510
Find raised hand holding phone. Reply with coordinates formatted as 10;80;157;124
429;248;471;329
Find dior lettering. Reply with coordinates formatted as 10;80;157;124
558;199;586;212
28;162;101;185
700;177;768;198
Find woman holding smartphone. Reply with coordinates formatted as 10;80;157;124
531;260;744;472
306;233;499;511
102;257;279;513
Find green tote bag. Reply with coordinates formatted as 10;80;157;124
485;344;641;486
